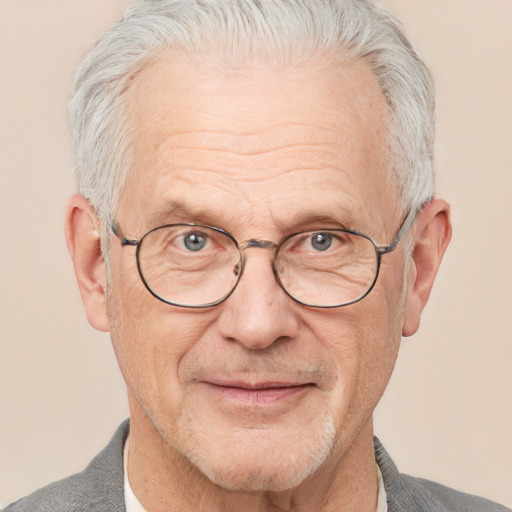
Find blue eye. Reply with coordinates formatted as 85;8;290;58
311;233;333;251
183;232;207;251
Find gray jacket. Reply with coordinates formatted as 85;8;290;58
5;420;510;511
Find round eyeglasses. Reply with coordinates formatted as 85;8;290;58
112;208;417;309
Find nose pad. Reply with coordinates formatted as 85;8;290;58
232;249;280;308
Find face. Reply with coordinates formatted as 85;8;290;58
109;53;407;492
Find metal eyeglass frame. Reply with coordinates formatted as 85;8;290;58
111;206;418;309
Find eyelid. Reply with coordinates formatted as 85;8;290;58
293;222;352;236
155;226;207;246
308;230;347;241
302;228;352;238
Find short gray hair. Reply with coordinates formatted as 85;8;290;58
68;0;435;243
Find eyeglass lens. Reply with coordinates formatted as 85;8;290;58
136;225;379;308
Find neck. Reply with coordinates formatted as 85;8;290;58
127;402;378;512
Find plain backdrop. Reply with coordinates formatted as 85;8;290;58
1;0;511;507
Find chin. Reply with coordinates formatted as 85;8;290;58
184;413;337;493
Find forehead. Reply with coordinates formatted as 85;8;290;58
119;52;396;235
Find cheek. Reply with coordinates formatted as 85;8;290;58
106;264;215;412
305;286;403;434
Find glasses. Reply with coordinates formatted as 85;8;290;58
112;208;417;309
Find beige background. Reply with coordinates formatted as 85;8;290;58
1;0;511;507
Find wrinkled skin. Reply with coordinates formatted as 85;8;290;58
66;52;451;512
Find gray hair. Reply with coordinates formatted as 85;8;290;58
68;0;435;247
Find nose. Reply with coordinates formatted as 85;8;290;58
216;248;299;350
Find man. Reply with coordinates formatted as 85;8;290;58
4;1;509;511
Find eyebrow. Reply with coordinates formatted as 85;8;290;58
282;205;363;233
143;201;211;229
273;213;346;233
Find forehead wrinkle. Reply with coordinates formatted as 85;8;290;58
167;141;342;158
126;52;390;152
125;60;390;196
147;121;346;140
139;171;256;228
143;137;362;186
141;121;355;161
166;166;346;186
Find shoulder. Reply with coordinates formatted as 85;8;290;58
374;437;511;512
4;421;129;512
397;474;511;512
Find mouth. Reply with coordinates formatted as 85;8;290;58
202;380;315;405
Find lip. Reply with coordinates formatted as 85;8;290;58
202;380;315;405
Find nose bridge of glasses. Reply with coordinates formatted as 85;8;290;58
234;239;282;296
234;239;280;283
239;238;276;251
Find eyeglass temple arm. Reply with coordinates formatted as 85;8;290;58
111;222;139;246
378;200;428;255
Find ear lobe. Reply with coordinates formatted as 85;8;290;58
65;194;110;332
402;198;452;337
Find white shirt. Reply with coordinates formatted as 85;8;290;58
124;438;147;512
124;438;388;512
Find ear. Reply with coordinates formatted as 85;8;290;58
402;198;452;337
64;194;110;332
